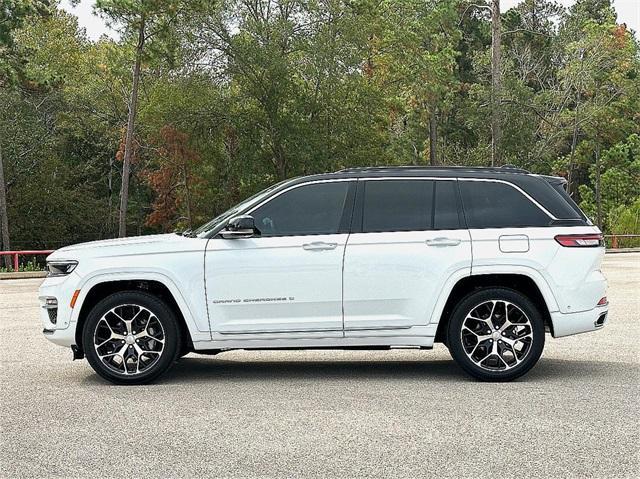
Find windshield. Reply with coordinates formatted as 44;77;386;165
192;179;292;237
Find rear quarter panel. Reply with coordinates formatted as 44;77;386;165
470;226;605;314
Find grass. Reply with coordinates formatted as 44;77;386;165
0;260;46;273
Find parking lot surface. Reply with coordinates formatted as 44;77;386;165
1;253;639;478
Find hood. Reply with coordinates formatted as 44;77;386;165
47;234;195;260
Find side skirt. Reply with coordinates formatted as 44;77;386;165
193;326;437;351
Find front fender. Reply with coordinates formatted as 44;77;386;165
72;269;211;342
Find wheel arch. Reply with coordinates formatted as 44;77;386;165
433;272;556;343
73;275;196;355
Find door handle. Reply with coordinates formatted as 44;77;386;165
425;237;461;247
302;241;338;251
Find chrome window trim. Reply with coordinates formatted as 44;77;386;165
360;176;457;181
359;175;557;222
245;178;356;216
206;178;356;238
217;175;556;234
457;177;557;220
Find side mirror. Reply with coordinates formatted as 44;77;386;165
221;215;258;239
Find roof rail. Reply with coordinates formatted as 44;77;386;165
337;165;530;174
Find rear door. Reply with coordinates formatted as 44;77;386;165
343;178;472;332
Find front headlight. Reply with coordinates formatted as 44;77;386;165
46;260;78;277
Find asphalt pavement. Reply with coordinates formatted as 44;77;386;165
1;253;639;478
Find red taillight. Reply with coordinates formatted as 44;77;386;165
554;234;603;247
597;297;608;306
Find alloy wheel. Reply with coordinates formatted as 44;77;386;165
93;304;165;376
460;300;534;371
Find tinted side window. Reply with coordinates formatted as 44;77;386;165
362;180;433;232
434;181;460;229
252;182;350;236
460;181;551;228
550;182;588;221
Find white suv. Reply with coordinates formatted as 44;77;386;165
39;166;608;384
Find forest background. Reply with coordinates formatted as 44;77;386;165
1;0;638;260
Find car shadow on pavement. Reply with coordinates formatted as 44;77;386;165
160;357;467;383
135;355;637;385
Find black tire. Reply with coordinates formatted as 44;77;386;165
447;288;545;382
83;291;181;385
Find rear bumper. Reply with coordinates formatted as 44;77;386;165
550;305;608;338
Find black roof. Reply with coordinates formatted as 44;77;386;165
281;165;551;184
328;165;567;186
280;165;580;221
337;165;530;175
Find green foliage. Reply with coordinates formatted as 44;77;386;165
0;0;53;85
609;199;640;234
2;0;640;246
605;198;640;248
579;134;640;230
0;259;44;272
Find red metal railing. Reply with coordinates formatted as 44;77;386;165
0;250;54;272
605;234;640;249
1;235;638;272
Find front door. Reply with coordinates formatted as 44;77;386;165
205;180;355;334
343;178;472;331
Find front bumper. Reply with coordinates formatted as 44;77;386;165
38;272;81;347
550;304;609;338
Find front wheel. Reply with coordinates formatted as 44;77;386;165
447;288;545;381
83;291;181;385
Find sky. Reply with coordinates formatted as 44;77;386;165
61;0;639;42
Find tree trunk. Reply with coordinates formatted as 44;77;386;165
118;16;146;238
567;95;580;197
429;108;438;166
490;0;502;167
183;164;193;230
275;154;286;180
595;144;603;230
108;154;113;235
272;139;287;180
0;144;12;269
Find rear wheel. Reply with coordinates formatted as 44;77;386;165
447;288;545;381
83;291;180;385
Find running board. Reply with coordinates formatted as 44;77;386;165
194;330;436;351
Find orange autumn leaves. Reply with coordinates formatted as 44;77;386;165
139;125;202;230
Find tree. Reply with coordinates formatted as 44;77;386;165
556;18;639;198
374;0;461;166
3;0;640;250
460;0;503;165
2;9;151;250
0;145;10;264
141;125;202;231
495;0;563;170
0;0;52;267
96;0;194;237
190;0;310;180
579;134;640;231
0;0;52;85
490;0;502;166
